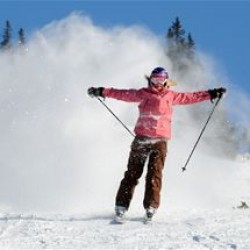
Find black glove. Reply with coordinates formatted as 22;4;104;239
208;87;227;100
87;87;104;98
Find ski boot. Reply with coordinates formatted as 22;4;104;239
144;207;156;224
113;206;127;224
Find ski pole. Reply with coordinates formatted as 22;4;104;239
182;96;223;172
96;97;135;138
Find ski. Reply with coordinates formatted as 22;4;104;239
110;215;155;225
143;216;153;225
110;215;126;224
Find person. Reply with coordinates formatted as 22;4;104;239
87;67;226;222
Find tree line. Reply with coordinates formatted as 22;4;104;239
0;20;26;50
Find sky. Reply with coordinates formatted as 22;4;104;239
0;0;249;95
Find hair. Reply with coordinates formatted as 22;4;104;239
145;75;151;86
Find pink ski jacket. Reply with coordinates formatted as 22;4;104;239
102;87;211;139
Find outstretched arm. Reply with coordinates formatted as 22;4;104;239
172;90;211;105
88;87;143;102
172;88;226;105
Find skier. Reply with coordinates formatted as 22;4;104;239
88;67;226;223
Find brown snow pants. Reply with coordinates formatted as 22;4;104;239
115;136;168;210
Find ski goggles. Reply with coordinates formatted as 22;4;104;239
150;77;167;85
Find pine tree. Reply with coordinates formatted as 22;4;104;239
186;33;195;59
168;17;185;44
1;20;12;49
18;28;25;45
166;17;195;72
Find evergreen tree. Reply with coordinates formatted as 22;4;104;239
186;33;195;59
1;20;12;49
187;33;195;48
18;28;25;45
169;17;185;45
166;17;195;72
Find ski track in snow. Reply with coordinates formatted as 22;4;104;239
0;209;249;249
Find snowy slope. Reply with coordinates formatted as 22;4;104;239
0;208;249;249
2;154;250;249
0;157;249;249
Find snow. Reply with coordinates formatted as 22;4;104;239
236;153;250;163
0;154;248;249
0;209;249;249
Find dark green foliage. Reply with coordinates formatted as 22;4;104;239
18;28;26;45
1;20;12;49
186;33;195;59
0;21;26;50
166;17;196;71
168;17;185;45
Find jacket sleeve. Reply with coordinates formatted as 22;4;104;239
102;88;144;102
172;90;211;105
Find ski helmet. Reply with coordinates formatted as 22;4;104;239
150;67;169;87
150;67;169;79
